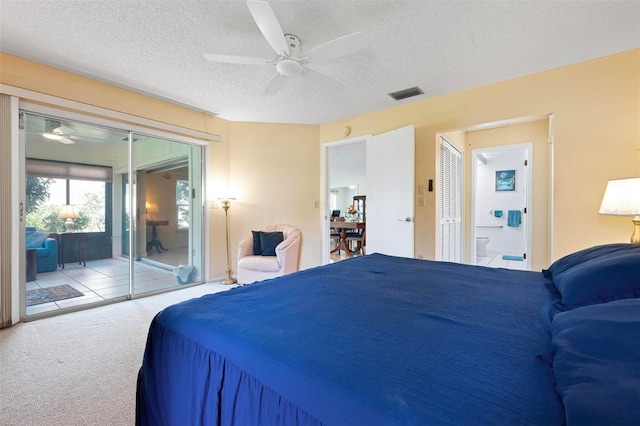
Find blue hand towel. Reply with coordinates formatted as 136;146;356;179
502;255;524;261
507;210;521;227
494;210;503;218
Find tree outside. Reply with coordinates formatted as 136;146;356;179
26;176;53;214
25;177;104;233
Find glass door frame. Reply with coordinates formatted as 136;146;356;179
18;101;209;320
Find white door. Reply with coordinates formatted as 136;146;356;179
366;125;415;257
438;136;463;262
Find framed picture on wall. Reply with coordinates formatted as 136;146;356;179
496;170;515;191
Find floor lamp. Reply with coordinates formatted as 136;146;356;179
220;198;238;284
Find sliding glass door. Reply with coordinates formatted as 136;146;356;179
131;133;203;294
22;110;204;317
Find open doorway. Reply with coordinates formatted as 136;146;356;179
322;125;415;264
436;114;552;271
471;144;532;270
326;140;366;263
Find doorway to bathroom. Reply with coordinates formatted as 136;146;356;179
471;143;532;270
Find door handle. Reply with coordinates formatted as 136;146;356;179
398;217;412;222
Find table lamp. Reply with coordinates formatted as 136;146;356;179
599;177;640;244
145;201;159;221
58;204;80;232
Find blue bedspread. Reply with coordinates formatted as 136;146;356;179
137;254;563;425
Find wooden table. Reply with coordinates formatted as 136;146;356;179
330;221;366;258
146;220;169;253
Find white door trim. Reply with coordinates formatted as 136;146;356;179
321;134;372;265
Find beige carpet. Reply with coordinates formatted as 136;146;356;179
0;282;237;425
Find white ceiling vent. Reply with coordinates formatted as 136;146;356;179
388;86;424;101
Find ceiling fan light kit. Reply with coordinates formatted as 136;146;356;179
276;58;302;77
203;0;366;95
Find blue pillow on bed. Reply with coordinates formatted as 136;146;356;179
543;243;637;279
551;298;640;425
544;244;640;308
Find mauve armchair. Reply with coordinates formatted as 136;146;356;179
237;224;301;285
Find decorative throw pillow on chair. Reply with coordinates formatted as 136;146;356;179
26;231;50;248
252;231;284;256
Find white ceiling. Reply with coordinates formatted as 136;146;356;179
1;1;638;125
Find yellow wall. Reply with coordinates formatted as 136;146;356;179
320;49;640;260
227;122;321;270
2;49;639;280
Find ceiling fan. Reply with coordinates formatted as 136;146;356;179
26;119;77;144
203;0;367;95
42;125;76;144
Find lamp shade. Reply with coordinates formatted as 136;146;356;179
599;177;640;216
146;202;159;214
58;204;80;219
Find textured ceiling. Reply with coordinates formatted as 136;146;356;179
1;1;638;125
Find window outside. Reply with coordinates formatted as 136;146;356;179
26;176;106;233
176;179;190;231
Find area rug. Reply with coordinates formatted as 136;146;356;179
26;285;84;306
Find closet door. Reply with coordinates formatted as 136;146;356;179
438;136;463;262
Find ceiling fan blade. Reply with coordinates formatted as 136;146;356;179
301;32;367;63
302;68;346;92
53;125;76;135
247;0;290;56
262;73;287;96
203;53;271;65
58;137;75;145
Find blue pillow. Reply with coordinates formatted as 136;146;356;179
251;231;263;255
259;231;284;256
543;243;637;279
545;244;640;308
551;299;640;425
251;231;284;256
26;231;50;249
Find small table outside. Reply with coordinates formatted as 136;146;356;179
59;232;88;268
146;220;169;253
26;248;37;282
330;221;366;258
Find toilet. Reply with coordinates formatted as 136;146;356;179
476;236;490;257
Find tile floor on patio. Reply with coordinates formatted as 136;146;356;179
26;258;182;316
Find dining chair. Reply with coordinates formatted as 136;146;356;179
330;216;345;254
346;229;366;255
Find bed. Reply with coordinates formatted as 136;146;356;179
136;244;640;425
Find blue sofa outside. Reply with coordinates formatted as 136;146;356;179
26;227;58;273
